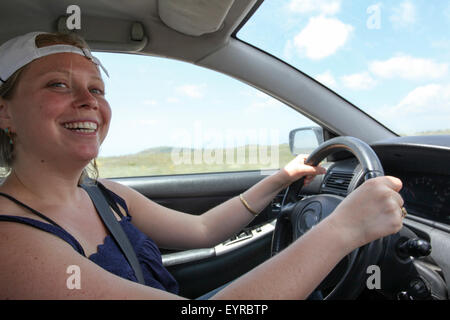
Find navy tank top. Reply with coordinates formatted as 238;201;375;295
0;184;179;294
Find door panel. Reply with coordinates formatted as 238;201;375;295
114;170;281;228
169;232;272;298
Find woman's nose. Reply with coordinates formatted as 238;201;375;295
72;87;98;109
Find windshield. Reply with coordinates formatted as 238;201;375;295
237;0;450;136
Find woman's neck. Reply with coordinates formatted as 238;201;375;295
2;157;89;205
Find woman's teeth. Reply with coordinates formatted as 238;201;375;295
63;122;98;133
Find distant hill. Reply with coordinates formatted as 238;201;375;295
399;129;450;136
137;146;176;154
97;143;296;178
416;129;450;135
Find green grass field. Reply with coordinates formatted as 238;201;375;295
416;129;450;135
97;143;300;178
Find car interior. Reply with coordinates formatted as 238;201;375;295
0;0;449;300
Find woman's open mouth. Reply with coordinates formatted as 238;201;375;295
62;121;98;134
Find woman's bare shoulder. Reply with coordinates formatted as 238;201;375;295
97;178;136;199
97;178;152;212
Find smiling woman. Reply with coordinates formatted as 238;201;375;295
0;32;108;179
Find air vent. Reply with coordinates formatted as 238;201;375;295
322;171;354;196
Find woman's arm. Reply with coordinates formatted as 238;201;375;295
212;176;405;299
101;155;326;249
197;157;326;247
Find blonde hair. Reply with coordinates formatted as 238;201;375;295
0;32;99;182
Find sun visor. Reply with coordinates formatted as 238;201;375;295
158;0;235;36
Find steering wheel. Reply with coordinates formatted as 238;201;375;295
271;136;386;300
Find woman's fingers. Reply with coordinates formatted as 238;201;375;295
382;175;403;192
283;154;326;183
327;176;406;249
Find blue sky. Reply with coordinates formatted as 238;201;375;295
96;0;449;157
238;0;450;135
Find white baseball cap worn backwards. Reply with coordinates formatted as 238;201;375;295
0;31;109;83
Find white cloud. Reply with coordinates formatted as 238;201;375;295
341;72;377;90
373;83;450;134
390;1;417;28
395;83;450;114
176;84;206;99
369;55;448;80
288;0;342;15
315;71;337;88
292;16;353;60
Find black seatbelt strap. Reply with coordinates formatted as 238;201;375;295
80;182;145;285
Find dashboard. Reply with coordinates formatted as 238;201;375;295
301;135;450;300
396;172;450;224
318;135;450;226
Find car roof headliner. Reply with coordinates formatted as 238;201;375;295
0;0;258;63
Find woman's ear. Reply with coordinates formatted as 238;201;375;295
0;97;13;129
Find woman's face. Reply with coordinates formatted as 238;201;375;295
0;52;111;167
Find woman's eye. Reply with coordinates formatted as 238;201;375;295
48;82;68;88
90;88;105;95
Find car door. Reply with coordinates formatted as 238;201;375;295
96;52;318;298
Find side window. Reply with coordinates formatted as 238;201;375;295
96;53;317;178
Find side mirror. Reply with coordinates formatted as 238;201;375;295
289;126;324;156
